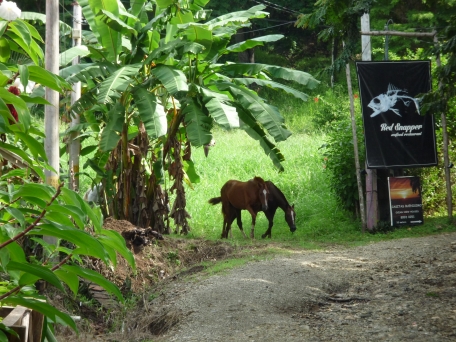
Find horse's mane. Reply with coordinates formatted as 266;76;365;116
252;176;266;184
266;181;290;207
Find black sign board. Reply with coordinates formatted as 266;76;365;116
388;176;423;226
356;61;437;168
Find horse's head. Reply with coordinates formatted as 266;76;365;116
253;176;269;211
285;204;296;233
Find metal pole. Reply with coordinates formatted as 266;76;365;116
44;0;60;247
361;12;376;232
69;2;82;191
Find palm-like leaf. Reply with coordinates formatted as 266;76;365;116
219;63;320;89
132;87;167;140
151;65;189;95
182;98;213;146
206;5;268;29
99;103;124;152
216;82;291;142
233;78;310;101
225;34;283;53
236;106;285;172
199;87;240;129
59;46;90;67
98;65;141;104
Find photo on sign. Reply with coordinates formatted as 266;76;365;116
388;176;423;226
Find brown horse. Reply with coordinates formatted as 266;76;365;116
230;181;296;238
208;177;269;239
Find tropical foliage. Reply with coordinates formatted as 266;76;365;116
0;6;135;340
64;0;319;234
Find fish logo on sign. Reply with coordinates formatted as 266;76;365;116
368;83;421;117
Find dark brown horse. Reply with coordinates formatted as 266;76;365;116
225;181;296;238
208;177;269;239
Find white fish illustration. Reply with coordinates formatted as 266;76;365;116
368;83;420;117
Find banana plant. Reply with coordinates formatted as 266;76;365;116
65;0;319;233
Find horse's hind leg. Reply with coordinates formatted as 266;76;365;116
235;208;247;238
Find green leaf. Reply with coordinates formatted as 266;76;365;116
226;34;283;53
206;5;268;29
98;229;136;270
54;269;80;296
7;261;64;291
219;63;320;89
21;11;72;36
151;65;188;94
237;107;285;172
30;224;109;263
132;88;167;140
47;204;86;230
5;297;77;331
80;145;98;156
99;103;124;152
87;0;121;62
0;327;10;342
59;46;90;66
99;10;137;37
182;98;213;146
28;66;71;92
97;65;140;104
4;207;25;227
62;264;124;302
183;159;200;184
12;183;54;204
204;95;239;129
234;78;310;101
217;83;291;142
14;132;47;160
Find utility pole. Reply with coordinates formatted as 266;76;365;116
69;1;82;191
44;0;59;247
361;13;376;232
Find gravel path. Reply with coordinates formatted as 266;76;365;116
135;232;456;342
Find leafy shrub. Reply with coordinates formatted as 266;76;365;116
319;90;365;215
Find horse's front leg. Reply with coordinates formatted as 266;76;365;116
262;210;275;239
246;207;257;239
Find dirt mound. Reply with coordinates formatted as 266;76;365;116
97;218;238;292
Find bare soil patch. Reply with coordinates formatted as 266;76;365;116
54;221;456;342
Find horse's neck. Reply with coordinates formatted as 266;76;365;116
269;184;289;210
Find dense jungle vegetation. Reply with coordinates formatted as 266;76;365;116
1;0;456;339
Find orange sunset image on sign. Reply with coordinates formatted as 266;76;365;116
389;177;420;200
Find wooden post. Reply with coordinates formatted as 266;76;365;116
361;13;376;232
44;0;59;246
69;2;82;191
345;57;366;231
434;35;453;219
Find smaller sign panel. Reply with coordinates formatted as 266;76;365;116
388;176;423;226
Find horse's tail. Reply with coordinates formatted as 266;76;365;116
208;197;222;205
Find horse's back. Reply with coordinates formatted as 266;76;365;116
221;178;263;209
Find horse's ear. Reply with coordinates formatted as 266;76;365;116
292;204;295;209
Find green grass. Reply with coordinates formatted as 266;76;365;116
181;127;361;244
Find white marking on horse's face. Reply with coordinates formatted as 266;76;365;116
290;210;295;225
262;189;268;209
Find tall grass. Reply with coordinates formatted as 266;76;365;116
183;128;360;246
